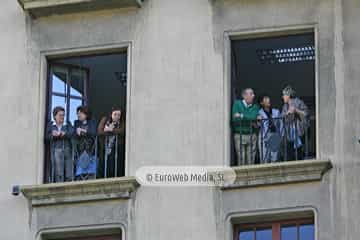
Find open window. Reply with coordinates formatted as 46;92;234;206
230;30;316;166
49;64;89;123
44;51;128;183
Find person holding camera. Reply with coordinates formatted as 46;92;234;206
46;106;74;182
74;106;97;180
98;107;126;178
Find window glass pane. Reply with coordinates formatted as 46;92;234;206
281;225;297;240
299;224;314;240
239;230;254;240
69;98;83;124
51;95;66;111
70;68;86;97
52;71;67;94
50;95;67;120
256;228;272;240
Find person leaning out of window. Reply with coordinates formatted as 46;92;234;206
232;88;260;166
74;106;98;180
98;107;126;178
46;106;74;182
281;85;309;160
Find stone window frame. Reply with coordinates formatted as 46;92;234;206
36;42;133;184
233;217;314;240
37;224;125;240
18;0;144;18
226;208;317;240
222;24;320;167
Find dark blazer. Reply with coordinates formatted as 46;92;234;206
73;119;97;137
73;119;97;155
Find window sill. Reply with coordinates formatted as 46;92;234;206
18;0;143;18
222;160;332;190
20;177;139;206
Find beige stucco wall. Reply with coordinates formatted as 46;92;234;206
0;0;359;239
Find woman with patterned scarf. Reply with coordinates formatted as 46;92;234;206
281;85;309;160
98;107;126;178
257;94;283;164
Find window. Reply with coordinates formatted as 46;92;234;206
230;30;316;166
44;51;128;183
58;235;121;240
234;218;314;240
44;233;121;240
49;64;88;123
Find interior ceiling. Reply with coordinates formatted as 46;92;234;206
55;53;127;77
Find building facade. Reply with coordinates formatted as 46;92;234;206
0;0;359;239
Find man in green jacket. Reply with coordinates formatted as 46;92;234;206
232;88;260;165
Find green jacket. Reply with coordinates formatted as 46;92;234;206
232;100;260;134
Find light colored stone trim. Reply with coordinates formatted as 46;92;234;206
17;0;143;18
21;177;139;206
222;160;332;190
37;224;124;240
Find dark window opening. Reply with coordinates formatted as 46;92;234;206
44;51;128;183
230;32;316;166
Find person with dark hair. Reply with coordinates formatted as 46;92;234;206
73;106;98;180
98;107;126;178
281;85;309;160
46;106;74;182
257;94;282;163
232;88;260;165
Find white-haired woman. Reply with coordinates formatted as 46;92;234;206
281;86;309;160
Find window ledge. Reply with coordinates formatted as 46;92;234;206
222;160;332;190
20;177;139;206
18;0;144;18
